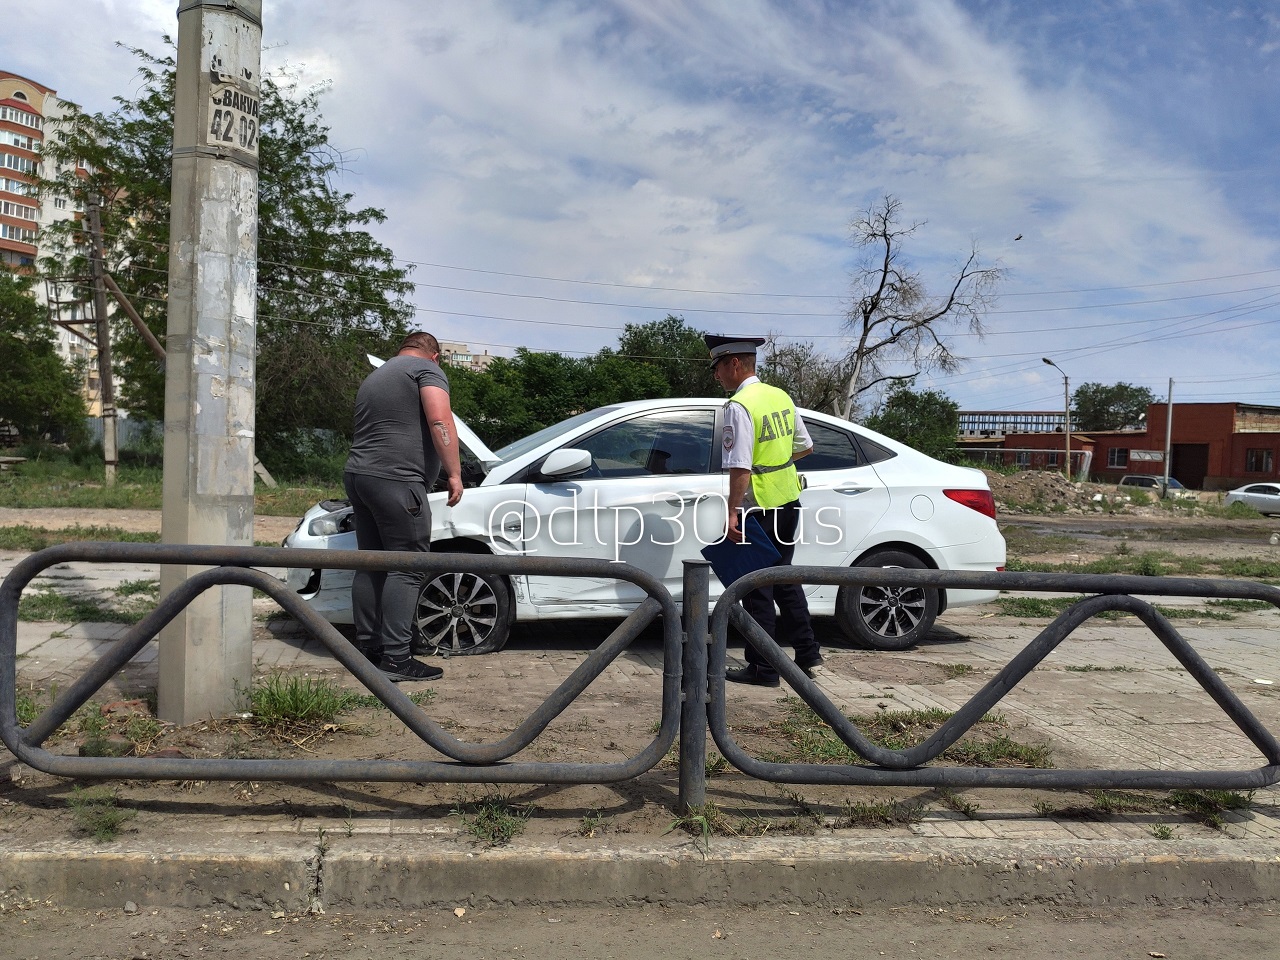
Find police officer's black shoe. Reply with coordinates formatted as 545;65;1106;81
725;664;780;687
796;653;824;678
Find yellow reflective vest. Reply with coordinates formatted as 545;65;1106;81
730;381;803;508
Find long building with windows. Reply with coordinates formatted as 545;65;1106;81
0;70;99;411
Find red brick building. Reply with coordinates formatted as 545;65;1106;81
981;403;1280;491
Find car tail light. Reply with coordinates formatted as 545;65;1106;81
944;488;996;520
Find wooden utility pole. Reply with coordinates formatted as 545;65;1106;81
86;200;117;485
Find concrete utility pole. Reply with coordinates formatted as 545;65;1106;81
1162;378;1174;497
159;0;263;725
87;200;118;486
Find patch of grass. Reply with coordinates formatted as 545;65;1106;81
18;587;132;624
993;595;1113;619
0;456;342;517
1033;789;1251;829
0;525;161;552
68;786;136;842
1151;824;1176;839
1199;501;1264;520
941;663;975;679
995;594;1251;623
1168;789;1253;830
705;752;729;777
1205;599;1275;613
767;700;1051;769
666;802;734;850
578;810;608;838
1065;664;1136;673
344;689;437;709
936;789;980;818
945;734;1052;768
116;578;159;598
249;673;361;731
453;795;533;846
836;798;923;828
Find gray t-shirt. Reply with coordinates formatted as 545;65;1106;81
345;354;451;484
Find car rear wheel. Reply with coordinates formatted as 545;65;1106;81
835;549;939;651
413;569;513;656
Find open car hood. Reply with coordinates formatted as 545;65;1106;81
367;354;501;467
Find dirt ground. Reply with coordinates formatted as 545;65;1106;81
3;899;1278;960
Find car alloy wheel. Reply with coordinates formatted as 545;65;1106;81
413;570;513;656
835;549;939;651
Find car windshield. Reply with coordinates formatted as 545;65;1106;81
492;406;622;463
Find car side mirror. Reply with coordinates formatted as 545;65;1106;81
539;448;593;479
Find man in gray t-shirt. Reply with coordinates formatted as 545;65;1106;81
344;331;464;682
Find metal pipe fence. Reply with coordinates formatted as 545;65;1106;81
0;543;682;785
705;567;1280;794
3;545;1280;809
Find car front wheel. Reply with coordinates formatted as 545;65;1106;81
835;549;939;651
413;569;514;656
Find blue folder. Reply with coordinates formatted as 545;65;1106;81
700;514;782;586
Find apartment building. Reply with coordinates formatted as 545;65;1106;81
0;69;98;411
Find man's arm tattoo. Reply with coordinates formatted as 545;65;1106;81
432;420;452;446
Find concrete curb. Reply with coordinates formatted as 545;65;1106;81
4;836;1280;911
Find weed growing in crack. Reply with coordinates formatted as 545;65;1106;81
68;787;136;842
453;795;533;846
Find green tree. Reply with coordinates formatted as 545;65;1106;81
0;269;88;443
37;42;415;465
615;315;718;397
863;384;959;461
1072;382;1154;431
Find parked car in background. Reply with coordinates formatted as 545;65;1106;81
283;398;1006;656
1223;483;1280;516
1117;474;1193;499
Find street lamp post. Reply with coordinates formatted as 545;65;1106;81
1042;358;1070;480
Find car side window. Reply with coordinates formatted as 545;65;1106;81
802;422;861;470
576;409;716;479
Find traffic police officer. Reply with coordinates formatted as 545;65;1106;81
707;334;823;686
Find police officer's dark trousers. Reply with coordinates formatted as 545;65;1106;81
740;499;820;679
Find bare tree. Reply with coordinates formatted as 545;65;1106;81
839;196;1001;419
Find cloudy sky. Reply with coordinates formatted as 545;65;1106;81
8;0;1280;412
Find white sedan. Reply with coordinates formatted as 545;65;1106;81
1224;483;1280;516
283;398;1006;655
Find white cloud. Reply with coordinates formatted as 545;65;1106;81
9;0;1280;409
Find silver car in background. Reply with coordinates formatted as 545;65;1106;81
284;398;1006;655
1224;483;1280;516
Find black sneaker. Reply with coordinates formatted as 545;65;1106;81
377;655;444;683
725;664;780;687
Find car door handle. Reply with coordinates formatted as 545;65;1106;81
834;486;872;495
663;493;704;506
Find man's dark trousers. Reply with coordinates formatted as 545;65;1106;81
344;472;432;660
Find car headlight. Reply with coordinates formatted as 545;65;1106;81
307;512;348;537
